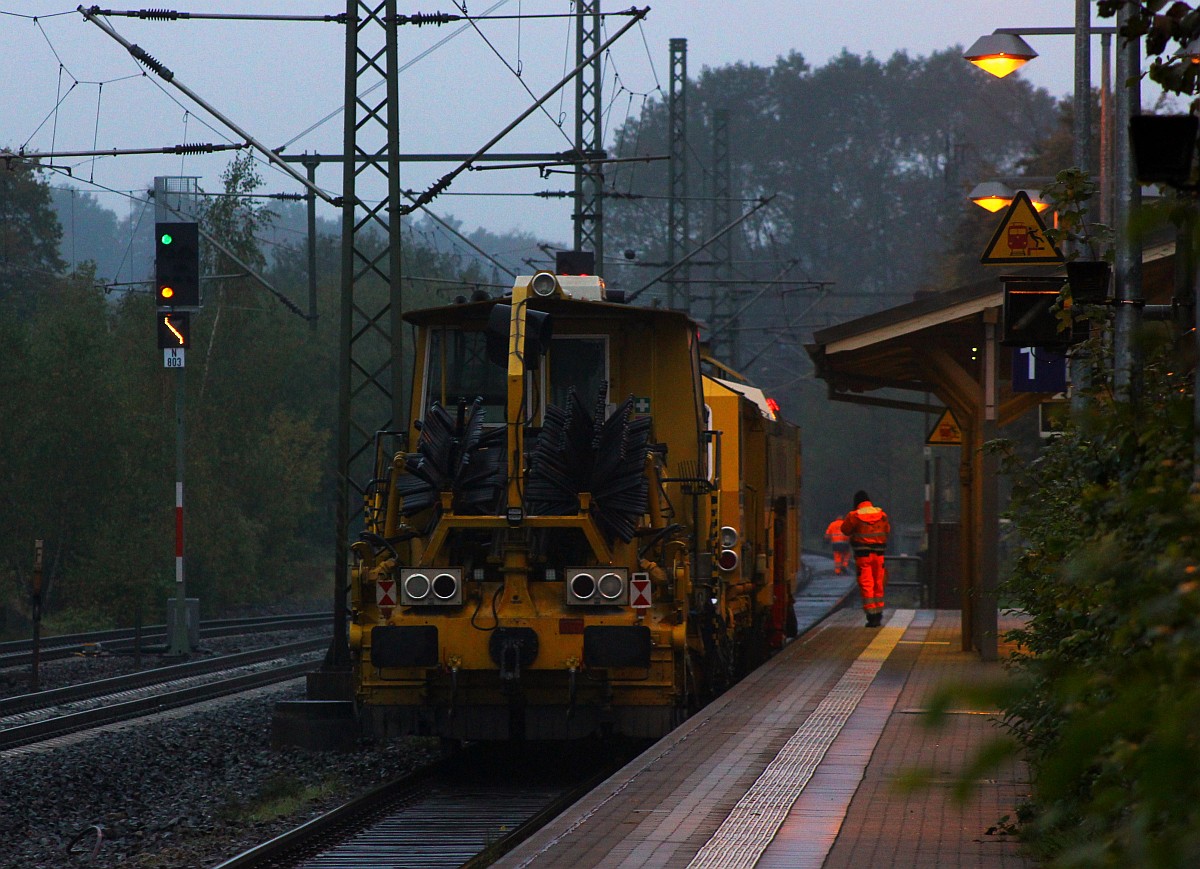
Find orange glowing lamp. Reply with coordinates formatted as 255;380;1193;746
969;182;1015;213
963;32;1038;79
1018;190;1052;213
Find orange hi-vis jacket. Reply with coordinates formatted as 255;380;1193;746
841;501;890;555
824;518;849;544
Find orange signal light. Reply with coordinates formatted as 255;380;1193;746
160;285;175;300
163;314;185;346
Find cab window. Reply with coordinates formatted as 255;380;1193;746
424;328;507;423
548;336;608;413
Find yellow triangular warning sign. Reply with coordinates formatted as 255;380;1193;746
980;190;1064;265
926;409;963;446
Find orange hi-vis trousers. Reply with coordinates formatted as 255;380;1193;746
854;552;886;615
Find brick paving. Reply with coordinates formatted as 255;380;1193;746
496;571;1034;869
764;610;1032;869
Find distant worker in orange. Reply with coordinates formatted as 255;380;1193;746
841;490;891;628
824;516;851;575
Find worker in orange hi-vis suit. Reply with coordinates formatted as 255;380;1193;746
824;517;851;575
841;489;891;628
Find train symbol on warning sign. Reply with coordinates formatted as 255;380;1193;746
980;191;1064;265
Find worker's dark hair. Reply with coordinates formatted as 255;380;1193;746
852;490;870;508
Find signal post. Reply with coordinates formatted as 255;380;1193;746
155;217;200;657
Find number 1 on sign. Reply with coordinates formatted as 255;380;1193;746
1020;347;1036;379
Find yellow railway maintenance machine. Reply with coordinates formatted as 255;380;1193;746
349;272;801;741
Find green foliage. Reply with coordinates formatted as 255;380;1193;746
1099;1;1200;96
0;156;498;630
998;327;1200;866
0;158;64;316
1040;168;1112;263
217;772;338;823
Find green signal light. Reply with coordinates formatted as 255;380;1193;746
161;233;174;245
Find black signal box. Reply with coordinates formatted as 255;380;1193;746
1002;276;1087;348
155;221;200;308
157;310;191;349
556;249;595;275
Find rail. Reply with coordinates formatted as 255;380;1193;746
0;612;331;668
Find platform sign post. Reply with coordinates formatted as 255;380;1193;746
166;360;191;657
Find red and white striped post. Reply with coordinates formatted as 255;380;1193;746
167;365;191;656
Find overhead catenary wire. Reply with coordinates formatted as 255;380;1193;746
402;191;517;279
400;6;649;215
16;2;671;264
78;5;340;206
276;0;514;152
626;195;776;303
86;7;350;23
4;142;247;161
17;3;745;316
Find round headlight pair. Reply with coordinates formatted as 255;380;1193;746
717;526;740;572
404;572;458;601
571;571;624;600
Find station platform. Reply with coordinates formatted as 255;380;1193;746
494;564;1032;869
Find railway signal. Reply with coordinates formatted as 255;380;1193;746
155;221;200;308
157;311;191;350
555;249;594;275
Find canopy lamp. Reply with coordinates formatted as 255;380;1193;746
1177;36;1200;64
963;31;1038;78
969;181;1015;212
1016;189;1052;212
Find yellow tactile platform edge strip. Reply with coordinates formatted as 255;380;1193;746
687;608;916;869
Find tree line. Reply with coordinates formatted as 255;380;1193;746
0;155;487;635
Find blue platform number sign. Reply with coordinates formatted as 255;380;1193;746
1012;347;1066;393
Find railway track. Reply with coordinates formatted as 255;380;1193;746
0;639;327;752
0;612;331;669
213;742;629;869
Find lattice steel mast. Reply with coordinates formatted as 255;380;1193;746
708;107;735;365
573;0;604;274
667;38;689;311
325;0;404;677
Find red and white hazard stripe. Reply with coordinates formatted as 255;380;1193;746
176;482;184;584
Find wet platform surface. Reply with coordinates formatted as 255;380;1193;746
495;562;1032;868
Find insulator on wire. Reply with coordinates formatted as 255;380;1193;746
137;8;184;20
128;44;173;81
397;12;461;27
170;143;218;155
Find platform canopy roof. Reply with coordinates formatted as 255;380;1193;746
805;239;1176;418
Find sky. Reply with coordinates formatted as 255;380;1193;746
0;1;1159;246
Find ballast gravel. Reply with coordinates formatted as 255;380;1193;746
0;682;440;868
